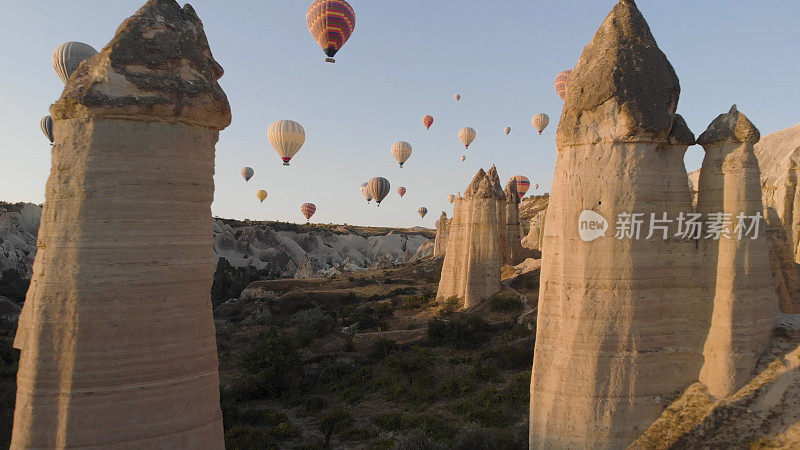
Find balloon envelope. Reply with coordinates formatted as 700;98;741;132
391;141;413;168
531;113;550;134
301;203;317;221
397;187;407;198
241;167;254;182
460;155;466;162
512;175;531;199
459;127;476;149
40;116;54;144
504;127;511;135
418;207;428;219
52;41;98;84
422;115;434;130
555;69;572;101
268;120;306;166
534;184;540;190
368;177;390;206
307;0;356;62
361;183;373;202
256;190;268;202
454;94;461;101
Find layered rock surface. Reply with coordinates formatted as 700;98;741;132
433;212;450;257
436;169;505;308
530;1;707;447
12;1;229;447
696;106;779;398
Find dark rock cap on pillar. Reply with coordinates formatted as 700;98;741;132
697;105;761;145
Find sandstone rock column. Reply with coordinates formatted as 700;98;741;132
503;179;525;265
696;106;779;398
437;170;504;308
12;1;230;447
529;1;706;447
487;166;511;265
433;212;449;257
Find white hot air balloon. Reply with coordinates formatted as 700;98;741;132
241;167;254;182
531;113;550;135
459;127;476;149
268;120;306;166
391;141;413;168
52;42;98;84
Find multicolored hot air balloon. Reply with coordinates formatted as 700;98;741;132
397;187;407;198
454;94;461;102
368;177;390;206
241;167;254;182
555;69;572;101
448;194;455;204
361;182;373;203
418;207;428;219
512;175;531;199
306;0;356;63
422;115;434;130
534;183;540;190
40;116;54;144
460;155;466;162
532;113;550;135
268;120;306;166
301;203;317;223
459;127;476;149
504;127;511;135
256;190;268;203
52;41;98;84
391;141;413;168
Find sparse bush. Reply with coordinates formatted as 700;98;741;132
319;408;352;446
382;346;432;383
225;425;275;450
427;314;492;348
469;360;500;382
236;332;302;399
291;307;337;344
405;295;431;309
304;396;328;412
394;429;446;450
439;376;475;398
270;422;300;440
369;338;400;360
451;424;498;450
489;292;523;313
494;340;534;371
341;427;378;441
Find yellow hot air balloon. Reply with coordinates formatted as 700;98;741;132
256;190;268;203
391;141;413;168
459;127;476;149
268;120;306;166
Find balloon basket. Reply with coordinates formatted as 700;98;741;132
283;162;290;166
326;58;336;63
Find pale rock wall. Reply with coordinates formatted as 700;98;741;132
433;212;449;257
436;170;504;308
12;1;229;447
696;106;779;398
530;1;708;447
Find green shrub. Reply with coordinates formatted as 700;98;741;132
395;429;446;450
470;360;500;382
341;427;378;441
319;408;353;446
489;292;523;313
291;307;337;344
382;346;432;383
225;425;275;450
494;340;534;371
304;396;328;412
270;422;300;440
405;295;432;309
236;332;302;399
369;338;399;360
439;376;475;398
451;425;498;450
427;314;492;348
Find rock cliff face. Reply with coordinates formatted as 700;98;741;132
12;1;229;447
436;169;505;308
530;1;707;447
0;203;40;280
696;106;779;398
754;123;800;313
433;212;449;257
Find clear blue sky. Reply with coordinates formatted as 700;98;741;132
1;1;798;227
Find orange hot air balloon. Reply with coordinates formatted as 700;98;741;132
307;0;356;63
555;69;572;101
397;187;407;198
422;115;434;130
301;203;317;223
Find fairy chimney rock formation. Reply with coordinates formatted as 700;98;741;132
487;166;511;265
530;1;705;448
696;105;779;398
433;211;449;257
437;169;504;308
12;0;230;448
503;179;525;265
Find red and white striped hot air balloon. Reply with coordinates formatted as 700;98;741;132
301;203;317;223
422;115;434;130
555;69;572;101
397;187;407;198
512;175;530;199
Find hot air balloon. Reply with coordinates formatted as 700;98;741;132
460;155;466;162
361;183;373;203
422;115;434;130
512;175;531;199
241;167;254;182
555;69;572;101
52;42;98;84
368;177;390;206
418;207;428;219
256;190;268;203
391;141;413;168
534;183;540;190
504;127;511;135
301;203;317;223
532;113;550;135
397;187;407;198
268;120;306;166
454;94;461;102
40;116;54;144
459;127;476;149
306;0;356;63
448;194;455;204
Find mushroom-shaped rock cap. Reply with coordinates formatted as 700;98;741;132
697;105;760;145
558;0;680;144
52;0;231;130
668;114;696;146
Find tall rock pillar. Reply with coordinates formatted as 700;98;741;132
529;1;706;447
503;179;525;265
696;106;779;398
12;1;230;447
433;212;449;257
